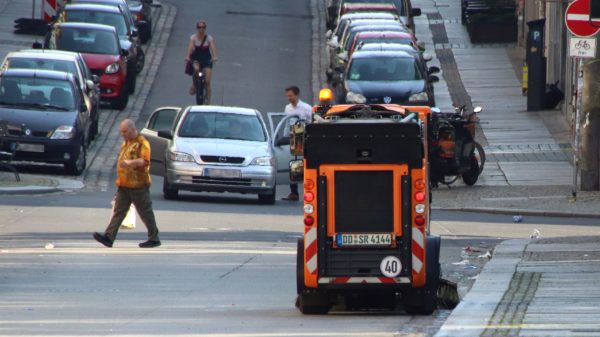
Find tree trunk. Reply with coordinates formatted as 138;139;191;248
580;59;600;191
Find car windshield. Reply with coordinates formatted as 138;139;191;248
343;0;405;15
358;37;412;48
65;10;128;36
0;76;75;110
178;112;266;142
7;58;78;78
348;57;422;81
53;27;119;55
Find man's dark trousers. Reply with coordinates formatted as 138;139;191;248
105;187;159;242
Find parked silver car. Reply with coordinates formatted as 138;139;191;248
141;105;278;204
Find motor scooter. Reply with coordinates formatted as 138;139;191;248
429;105;485;187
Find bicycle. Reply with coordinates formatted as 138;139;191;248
575;40;591;50
194;65;206;105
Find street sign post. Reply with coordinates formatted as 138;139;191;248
566;0;600;37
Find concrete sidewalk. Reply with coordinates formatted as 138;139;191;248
436;236;600;337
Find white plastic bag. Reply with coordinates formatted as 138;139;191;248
111;198;136;230
120;204;136;229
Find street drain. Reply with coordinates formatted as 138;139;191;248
225;10;312;20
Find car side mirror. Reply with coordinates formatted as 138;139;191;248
121;49;129;57
32;41;43;49
423;52;433;62
131;29;138;37
429;75;440;83
411;8;422;17
85;80;95;91
92;74;100;84
157;130;173;140
289;159;304;182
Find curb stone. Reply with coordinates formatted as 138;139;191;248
435;239;529;337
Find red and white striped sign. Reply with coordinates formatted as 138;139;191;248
304;227;318;275
565;0;600;37
42;0;65;22
411;227;425;275
318;276;410;284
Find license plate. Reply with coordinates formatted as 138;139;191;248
17;143;44;153
336;233;392;247
204;168;241;178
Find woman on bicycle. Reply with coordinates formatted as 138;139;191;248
185;20;218;104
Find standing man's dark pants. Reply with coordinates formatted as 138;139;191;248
290;183;298;196
105;187;159;242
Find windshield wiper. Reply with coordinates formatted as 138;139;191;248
14;102;69;111
0;101;23;107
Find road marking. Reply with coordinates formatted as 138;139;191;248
0;247;295;255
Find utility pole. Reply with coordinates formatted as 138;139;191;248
580;58;600;190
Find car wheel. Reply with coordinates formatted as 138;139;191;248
112;88;129;110
64;141;87;176
127;71;137;94
91;113;99;139
140;26;150;44
258;186;276;204
135;48;145;74
163;178;178;200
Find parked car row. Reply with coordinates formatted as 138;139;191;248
0;0;157;175
324;0;441;107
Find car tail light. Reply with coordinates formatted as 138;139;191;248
304;191;315;202
414;179;426;190
303;204;314;214
414;191;425;202
304;216;315;226
136;12;144;21
305;179;315;190
415;215;425;226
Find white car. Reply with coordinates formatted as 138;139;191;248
141;105;296;204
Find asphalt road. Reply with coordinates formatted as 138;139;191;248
142;0;314;122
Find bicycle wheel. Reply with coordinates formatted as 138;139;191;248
195;76;205;105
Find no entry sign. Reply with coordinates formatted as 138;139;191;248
566;0;600;37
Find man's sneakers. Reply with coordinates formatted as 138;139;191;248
93;232;113;248
139;240;161;248
282;193;299;201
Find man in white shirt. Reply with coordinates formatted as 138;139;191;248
282;86;312;201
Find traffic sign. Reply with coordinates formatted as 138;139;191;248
569;37;597;57
565;0;600;37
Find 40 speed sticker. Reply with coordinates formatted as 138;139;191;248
380;256;402;278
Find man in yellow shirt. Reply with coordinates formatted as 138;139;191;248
93;119;161;248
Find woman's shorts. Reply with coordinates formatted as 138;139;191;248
192;60;213;69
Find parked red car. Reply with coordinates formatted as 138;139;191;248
44;22;130;109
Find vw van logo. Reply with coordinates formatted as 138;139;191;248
383;96;392;104
24;129;31;136
219;156;227;163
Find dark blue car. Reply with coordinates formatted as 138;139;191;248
336;50;439;106
0;69;92;175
